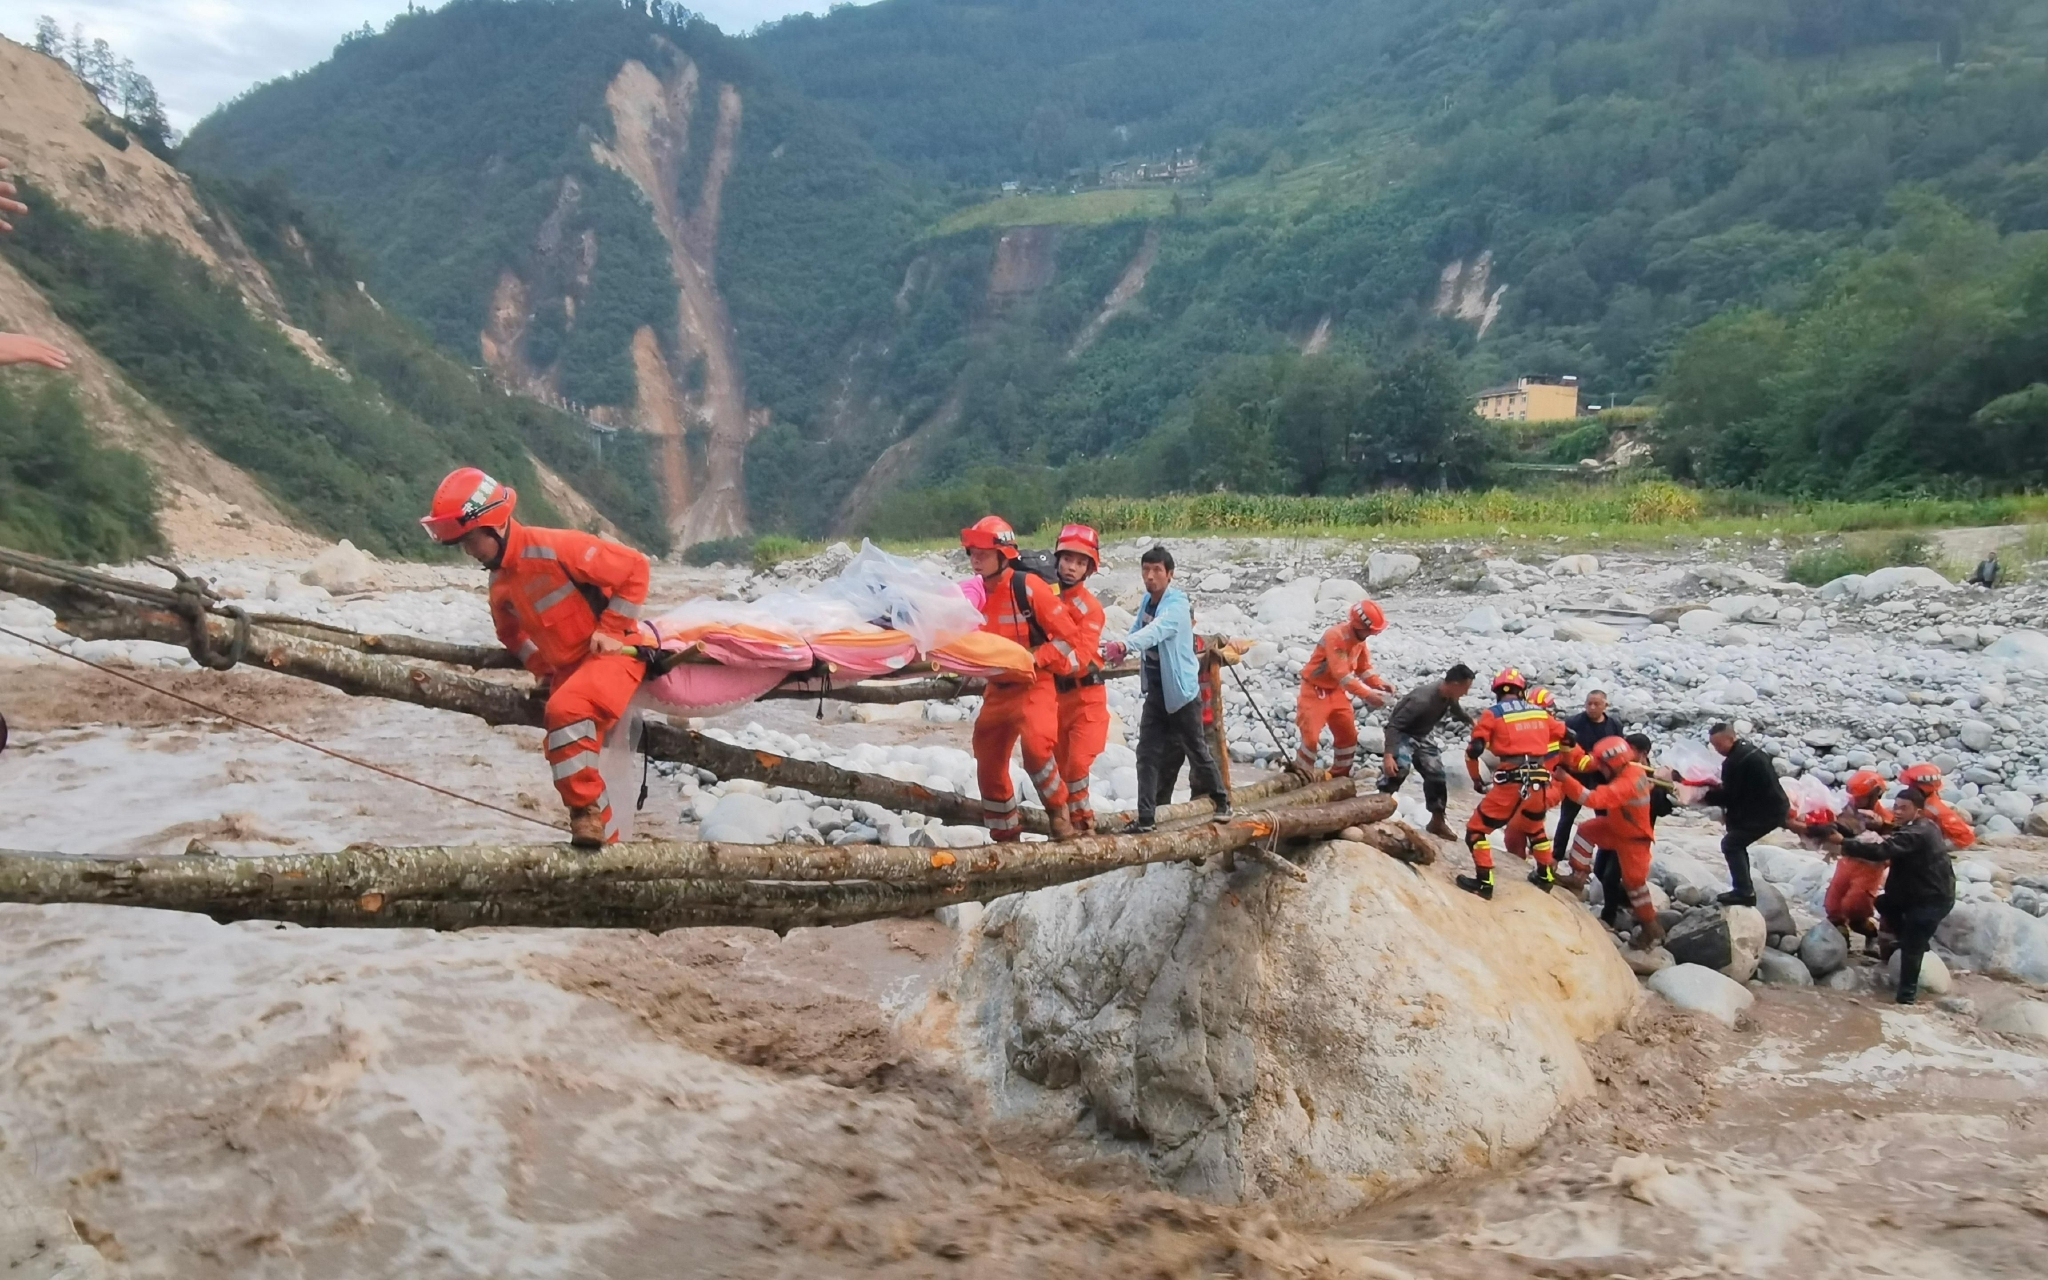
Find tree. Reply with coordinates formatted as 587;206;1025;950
32;15;62;56
1352;346;1494;491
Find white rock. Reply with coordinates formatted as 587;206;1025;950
2027;802;2048;838
1367;551;1421;589
1254;578;1322;628
928;849;1640;1218
1958;720;1997;751
1553;618;1621;645
1856;565;1954;600
1646;964;1755;1028
1710;680;1757;706
1722;905;1768;982
1817;574;1865;602
1459;605;1504;635
301;540;383;593
1198;572;1234;593
1937;902;2048;985
1677;609;1729;636
1607;592;1655;613
1982;999;2048;1042
1241;641;1280;670
1754;950;1813;986
1886;948;1953;995
1957;859;1995;883
1984;630;2048;668
1316;578;1367;606
1549;554;1598;576
699;793;787;844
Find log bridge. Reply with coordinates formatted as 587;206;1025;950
0;549;1416;932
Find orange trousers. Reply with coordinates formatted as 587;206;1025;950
1056;686;1110;829
543;650;644;844
1825;857;1887;927
1295;685;1360;776
975;677;1067;842
1568;818;1655;923
1466;777;1554;869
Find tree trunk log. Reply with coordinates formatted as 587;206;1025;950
1;555;1312;836
0;795;1394;932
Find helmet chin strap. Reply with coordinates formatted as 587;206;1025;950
481;527;508;572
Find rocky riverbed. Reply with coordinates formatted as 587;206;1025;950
4;532;2048;1277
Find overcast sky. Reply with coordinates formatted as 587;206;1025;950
0;1;831;131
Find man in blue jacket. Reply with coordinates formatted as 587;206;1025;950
1106;546;1231;832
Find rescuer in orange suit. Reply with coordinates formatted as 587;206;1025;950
1558;736;1665;948
1461;666;1568;898
963;516;1083;842
1502;685;1571;860
1049;523;1110;834
1293;599;1394;778
422;467;650;848
1898;762;1977;850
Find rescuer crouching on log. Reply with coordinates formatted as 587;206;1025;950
422;467;651;848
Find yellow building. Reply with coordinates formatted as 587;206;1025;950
1475;375;1580;422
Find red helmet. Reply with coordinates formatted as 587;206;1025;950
421;467;516;543
1348;599;1386;636
1900;762;1944;792
1491;666;1527;696
1054;523;1101;571
1594;737;1633;767
1527;686;1556;710
1845;769;1887;802
961;515;1019;560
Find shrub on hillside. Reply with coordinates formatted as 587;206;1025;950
0;377;161;562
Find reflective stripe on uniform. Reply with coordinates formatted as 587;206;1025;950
523;544;559;560
594;788;619;839
546;719;598;751
1051;640;1076;664
983;794;1020;813
605;597;644;619
552;750;600;780
515;639;539;660
534;582;578;613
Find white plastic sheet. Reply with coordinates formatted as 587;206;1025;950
812;539;984;654
1660;739;1724;786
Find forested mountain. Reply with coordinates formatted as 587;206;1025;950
183;0;2048;543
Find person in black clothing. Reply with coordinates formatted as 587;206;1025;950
1701;722;1790;907
1552;690;1625;855
1825;787;1955;1004
1377;664;1476;840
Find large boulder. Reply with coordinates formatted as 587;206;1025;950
1753;881;1797;938
1755;950;1813;986
1798;922;1850;978
697;793;788;844
1886;949;1953;995
1676;609;1729;637
1553;618;1621;645
1254;578;1322;629
1985;629;2048;669
1316;579;1367;607
1367;551;1422;589
1663;906;1766;981
1459;605;1504;635
301;539;384;593
1855;565;1954;600
1549;554;1598;576
926;845;1639;1220
1982;999;2048;1042
1645;964;1754;1028
1936;902;2048;985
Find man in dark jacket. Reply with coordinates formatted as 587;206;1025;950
1702;722;1790;907
1377;664;1476;840
1827;787;1955;1004
1553;689;1625;854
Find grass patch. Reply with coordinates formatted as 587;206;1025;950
0;375;162;562
1785;531;1936;585
932;189;1174;236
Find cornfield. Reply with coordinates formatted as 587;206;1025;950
1063;482;1707;534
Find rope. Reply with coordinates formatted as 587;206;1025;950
0;623;568;834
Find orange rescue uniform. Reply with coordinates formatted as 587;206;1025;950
490;521;651;844
1464;697;1566;870
1294;623;1392;777
1924;794;1977;849
1558;761;1659;925
973;566;1082;841
1825;799;1893;929
1052;581;1110;830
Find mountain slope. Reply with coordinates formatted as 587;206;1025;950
183;0;2048;540
184;0;930;544
0;35;667;560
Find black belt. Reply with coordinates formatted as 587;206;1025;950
1055;671;1106;693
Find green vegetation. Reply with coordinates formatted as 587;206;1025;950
185;0;2048;543
933;190;1174;235
1655;195;2048;494
0;180;666;558
1786;532;1937;585
0;375;161;562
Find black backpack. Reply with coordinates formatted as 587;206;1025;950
1008;551;1058;648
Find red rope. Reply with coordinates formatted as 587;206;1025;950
0;624;567;834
